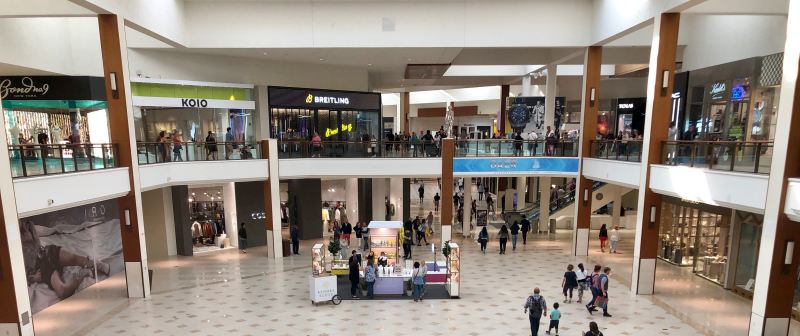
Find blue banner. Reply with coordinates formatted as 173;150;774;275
452;157;579;175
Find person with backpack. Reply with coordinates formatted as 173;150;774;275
478;227;489;253
418;184;425;204
575;263;589;304
523;287;548;336
585;265;602;314
597;267;612;317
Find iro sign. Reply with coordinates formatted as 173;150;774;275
182;98;208;107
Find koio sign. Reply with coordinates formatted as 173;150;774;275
131;96;256;109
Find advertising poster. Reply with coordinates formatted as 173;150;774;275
19;199;124;314
476;210;488;227
505;96;566;135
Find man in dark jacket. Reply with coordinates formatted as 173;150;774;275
510;221;521;250
290;225;300;255
342;220;353;246
520;217;531;244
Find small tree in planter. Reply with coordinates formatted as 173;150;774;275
360;281;368;296
442;240;452;258
405;278;414;296
328;237;342;259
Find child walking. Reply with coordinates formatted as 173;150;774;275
546;302;561;335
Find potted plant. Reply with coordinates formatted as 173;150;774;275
328;237;341;258
360;281;368;296
442;240;452;258
405;278;414;296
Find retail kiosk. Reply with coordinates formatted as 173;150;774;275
309;244;338;305
446;242;461;298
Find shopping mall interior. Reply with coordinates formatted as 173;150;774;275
1;0;800;335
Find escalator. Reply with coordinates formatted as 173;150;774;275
503;181;609;226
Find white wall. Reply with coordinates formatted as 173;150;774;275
321;179;346;202
279;158;442;179
128;49;369;92
680;15;788;72
0;17;103;76
590;0;696;45
139;160;270;191
70;0;186;46
14;168;130;217
582;158;642;189
786;178;800;222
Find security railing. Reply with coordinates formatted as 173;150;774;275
661;141;773;174
590;140;644;162
9;143;119;178
454;139;580;157
277;140;438;158
137;141;262;164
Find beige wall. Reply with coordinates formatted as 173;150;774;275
142;187;176;260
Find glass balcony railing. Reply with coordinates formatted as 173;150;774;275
277;140;438;158
8;143;119;178
661;141;773;174
137;141;262;164
590;140;644;162
454;140;579;157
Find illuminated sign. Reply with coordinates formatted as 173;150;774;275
325;124;353;137
709;82;726;100
731;85;746;101
306;93;350;105
671;92;681;99
618;103;634;109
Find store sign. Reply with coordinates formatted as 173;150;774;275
132;96;256;109
709;82;726;100
325;124;353;137
269;86;381;110
731;85;747;101
452;157;579;175
671;92;681;99
251;212;266;220
618;103;634;109
0;76;106;101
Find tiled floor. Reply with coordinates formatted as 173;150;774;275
31;179;800;336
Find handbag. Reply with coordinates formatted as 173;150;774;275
413;273;424;285
594;296;608;309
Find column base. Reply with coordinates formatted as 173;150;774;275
631;257;656;295
573;228;589;256
267;230;283;258
0;321;33;336
749;313;789;336
441;225;452;243
125;261;147;298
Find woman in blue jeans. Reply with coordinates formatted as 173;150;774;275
364;259;377;299
412;262;425;302
349;259;362;299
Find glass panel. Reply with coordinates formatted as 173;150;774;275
734;223;760;292
693;212;729;284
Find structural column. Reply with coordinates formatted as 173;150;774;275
749;1;800;334
262;139;283;258
372;178;387;221
463;177;472;236
572;46;602;256
503;178;514;212
544;64;558;131
516;177;526;210
389;178;403;221
522;75;532;96
345;178;359;224
402;92;410;135
98;14;150;298
611;185;622;229
499;85;510;134
539;177;551;233
631;13;680;295
441;138;454;243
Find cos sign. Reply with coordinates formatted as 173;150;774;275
182;99;208;107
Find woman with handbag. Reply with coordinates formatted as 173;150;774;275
412;262;425;302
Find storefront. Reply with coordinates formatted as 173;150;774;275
731;211;762;299
268;86;382;140
131;78;256;143
682;53;782;141
659;197;732;286
615;98;647;137
1;75;109;146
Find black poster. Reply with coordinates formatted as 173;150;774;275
268;86;381;110
0;76;106;101
476;210;488;227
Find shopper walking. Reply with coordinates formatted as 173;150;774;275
417;220;429;246
403;227;413;260
354;222;363;251
562;264;578;303
582;322;604;336
509;221;520;250
609;224;620;253
433;193;441;211
520;217;530;244
411;132;419;157
157;131;169;162
487;194;494;212
172;133;183;161
514;131;524;156
498;225;509;255
362;222;370;250
349;259;361;299
599;224;608;252
524;287;548;336
332;221;341;243
311;131;322;157
477;184;484;201
412;262;425;302
546;302;561;336
290;225;300;255
576;263;589;304
419;260;428;299
453;192;460;210
528;129;539;156
478;227;489;253
365;258;376;299
472;200;477;219
598;267;612;317
342;219;353;246
418;184;425;204
427;211;434;231
586;265;602;314
239;222;247;254
205;131;218;160
225;127;235;159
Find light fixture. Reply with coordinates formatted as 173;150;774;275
319;58;323;61
783;240;795;274
660;69;669;96
368;64;371;66
109;72;119;99
124;209;131;227
649;205;657;229
589;87;596;107
583;188;589;206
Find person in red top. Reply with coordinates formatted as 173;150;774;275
311;132;322;157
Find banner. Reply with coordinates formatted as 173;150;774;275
452;157;579;175
505;96;565;134
19;199;124;314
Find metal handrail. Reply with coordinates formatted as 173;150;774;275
453;139;580;157
277;140;439;158
8;143;119;178
137;141;262;164
590;140;645;162
661;140;774;174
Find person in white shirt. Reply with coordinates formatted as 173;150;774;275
528;130;539;156
575;263;589;304
667;122;679;164
609;224;620;253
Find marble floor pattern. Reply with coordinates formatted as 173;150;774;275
31;179;800;336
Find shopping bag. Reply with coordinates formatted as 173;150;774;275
595;297;608;309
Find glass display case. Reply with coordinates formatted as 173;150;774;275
369;228;399;265
311;244;325;276
446;242;460;298
693;212;729;284
331;259;350;275
659;203;696;266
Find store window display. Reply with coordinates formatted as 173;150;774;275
135;107;255;143
188;187;231;254
732;211;762;299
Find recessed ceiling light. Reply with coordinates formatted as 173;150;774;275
319;58;323;61
263;53;267;55
368;64;371;66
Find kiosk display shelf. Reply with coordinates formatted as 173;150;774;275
331;259;350;275
312;244;325;276
368;221;403;266
446;242;460;298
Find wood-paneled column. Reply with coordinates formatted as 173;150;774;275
262;139;283;258
441;138;454;243
631;13;680;295
572;46;602;256
499;85;510;135
98;14;150;299
402;92;410;135
749;0;800;333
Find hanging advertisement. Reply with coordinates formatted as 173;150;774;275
452;157;579;176
505;96;566;135
476;210;488;227
19;199;124;314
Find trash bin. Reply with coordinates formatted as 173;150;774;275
282;239;291;257
549;219;556;234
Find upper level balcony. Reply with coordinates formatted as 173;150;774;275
9;143;119;178
454;139;579;157
136;141;263;164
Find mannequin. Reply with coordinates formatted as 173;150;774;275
50;123;62;143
